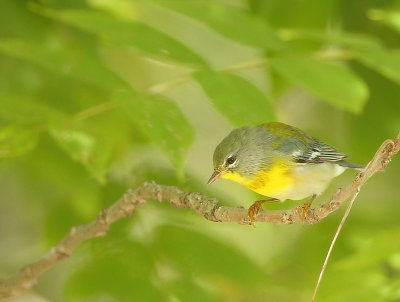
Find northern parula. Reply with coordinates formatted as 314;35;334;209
208;122;364;219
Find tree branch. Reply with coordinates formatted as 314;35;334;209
0;132;399;300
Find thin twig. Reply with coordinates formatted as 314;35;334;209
147;74;192;95
0;132;399;300
73;101;117;121
311;188;360;302
147;58;269;95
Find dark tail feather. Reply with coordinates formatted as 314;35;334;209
337;160;365;171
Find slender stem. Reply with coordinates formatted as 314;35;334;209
147;74;192;95
314;49;355;61
220;58;269;72
311;188;360;302
73;101;117;121
147;58;269;95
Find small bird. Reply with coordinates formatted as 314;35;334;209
207;122;364;221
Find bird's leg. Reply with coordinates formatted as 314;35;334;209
298;194;317;222
248;198;280;222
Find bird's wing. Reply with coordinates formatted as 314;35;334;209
293;138;347;164
263;122;347;164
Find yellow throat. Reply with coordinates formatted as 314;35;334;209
221;160;294;197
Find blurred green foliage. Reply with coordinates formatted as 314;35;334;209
0;0;399;301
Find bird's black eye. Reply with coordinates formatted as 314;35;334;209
226;156;236;165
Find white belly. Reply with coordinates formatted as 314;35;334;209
271;163;346;201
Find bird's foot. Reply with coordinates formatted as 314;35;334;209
298;194;317;223
298;201;312;222
247;198;279;224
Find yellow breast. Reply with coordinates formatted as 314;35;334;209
221;161;294;198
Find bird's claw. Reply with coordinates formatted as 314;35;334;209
247;198;279;225
298;201;312;222
247;202;262;225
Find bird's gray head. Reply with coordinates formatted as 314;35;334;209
207;126;273;184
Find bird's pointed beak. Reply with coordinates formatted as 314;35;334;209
207;171;222;184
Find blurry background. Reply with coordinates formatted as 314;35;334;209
0;0;400;301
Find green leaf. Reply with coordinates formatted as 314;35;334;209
50;127;111;182
367;9;400;34
0;93;66;124
280;29;382;51
33;6;208;67
158;1;284;51
279;29;400;86
116;90;194;174
271;55;369;113
195;70;275;126
0;39;125;90
0;94;112;181
0;125;39;158
355;48;400;86
51;128;95;162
